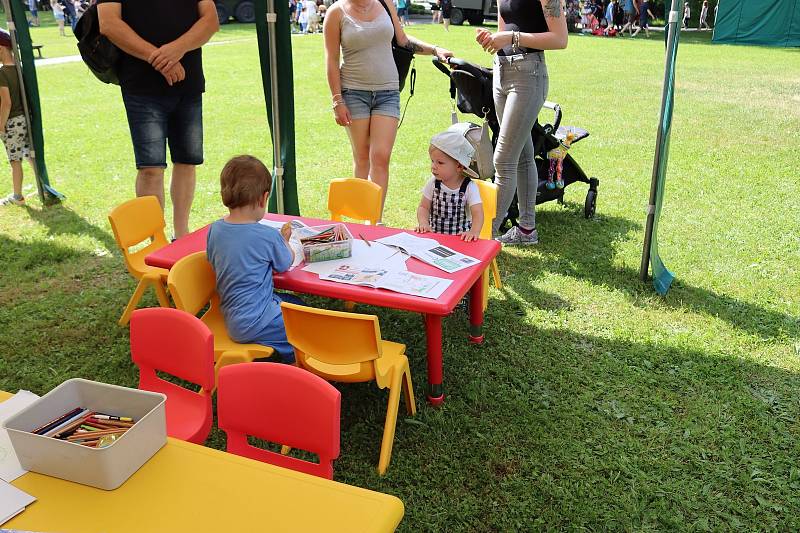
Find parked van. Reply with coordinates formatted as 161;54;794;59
216;0;256;24
448;0;497;26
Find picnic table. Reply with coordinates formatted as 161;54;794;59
145;214;501;405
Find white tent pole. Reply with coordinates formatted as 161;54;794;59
265;0;284;214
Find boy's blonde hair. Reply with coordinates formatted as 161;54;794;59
220;155;271;209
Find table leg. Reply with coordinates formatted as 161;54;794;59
423;313;444;406
468;274;485;344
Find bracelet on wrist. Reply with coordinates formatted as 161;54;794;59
331;93;342;101
332;100;345;109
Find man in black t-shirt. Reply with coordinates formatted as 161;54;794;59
98;0;218;238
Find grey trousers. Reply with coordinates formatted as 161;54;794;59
492;52;549;234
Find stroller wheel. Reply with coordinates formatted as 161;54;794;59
584;188;597;218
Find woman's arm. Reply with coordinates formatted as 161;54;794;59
323;6;351;126
385;0;453;59
476;1;567;53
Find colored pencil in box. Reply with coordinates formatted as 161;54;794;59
31;407;84;435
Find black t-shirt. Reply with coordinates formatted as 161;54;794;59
98;0;204;96
499;0;548;55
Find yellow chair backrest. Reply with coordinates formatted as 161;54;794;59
281;302;383;367
328;178;383;225
473;179;498;240
108;196;169;278
168;251;217;317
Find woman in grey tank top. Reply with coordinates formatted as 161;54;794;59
324;0;452;221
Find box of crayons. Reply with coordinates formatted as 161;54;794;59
295;223;353;263
3;378;167;490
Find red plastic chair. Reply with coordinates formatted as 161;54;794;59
217;363;341;479
130;308;215;445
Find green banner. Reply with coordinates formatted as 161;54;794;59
640;0;680;295
255;0;299;215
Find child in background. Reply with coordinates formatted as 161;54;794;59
0;30;33;206
206;155;304;363
416;126;483;242
51;1;66;37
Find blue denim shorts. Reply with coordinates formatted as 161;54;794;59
121;91;204;169
341;89;400;121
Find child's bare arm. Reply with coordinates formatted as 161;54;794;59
280;223;295;264
0;87;10;130
416;196;432;233
461;204;484;242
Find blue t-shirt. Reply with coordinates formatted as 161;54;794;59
206;220;293;342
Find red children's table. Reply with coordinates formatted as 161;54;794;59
145;214;501;405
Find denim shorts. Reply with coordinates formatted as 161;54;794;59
121;91;204;169
341;89;400;120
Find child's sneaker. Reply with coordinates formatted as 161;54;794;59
556;179;564;189
545;180;556;190
0;193;25;206
496;225;538;245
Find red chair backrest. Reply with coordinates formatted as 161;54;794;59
217;363;341;479
130;308;215;407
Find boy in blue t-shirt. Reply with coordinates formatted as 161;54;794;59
206;155;303;363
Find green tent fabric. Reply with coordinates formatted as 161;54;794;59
640;0;680;295
713;0;800;47
255;0;300;215
5;0;62;204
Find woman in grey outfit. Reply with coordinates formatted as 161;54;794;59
476;0;567;244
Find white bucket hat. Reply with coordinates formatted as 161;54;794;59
430;126;480;179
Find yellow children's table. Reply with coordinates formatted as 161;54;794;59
1;391;404;532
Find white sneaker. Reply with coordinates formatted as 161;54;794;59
0;193;25;206
496;225;538;245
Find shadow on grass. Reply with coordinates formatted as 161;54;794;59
501;207;798;341
24;204;118;253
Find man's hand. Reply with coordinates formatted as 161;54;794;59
149;41;187;73
160;62;186;86
415;222;432;234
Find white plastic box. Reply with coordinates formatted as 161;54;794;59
3;378;167;490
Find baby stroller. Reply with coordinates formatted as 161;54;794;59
432;57;599;225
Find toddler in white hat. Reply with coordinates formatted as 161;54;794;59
415;126;484;241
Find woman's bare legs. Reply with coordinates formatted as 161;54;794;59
346;118;371;180
367;114;399;219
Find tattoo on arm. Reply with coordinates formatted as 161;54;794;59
543;0;562;18
406;36;426;53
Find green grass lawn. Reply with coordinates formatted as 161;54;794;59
1;20;799;530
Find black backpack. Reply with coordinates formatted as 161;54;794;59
74;3;120;85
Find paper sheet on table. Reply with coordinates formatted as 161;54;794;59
320;265;452;299
0;390;39;482
0;479;36;526
302;239;408;277
375;233;480;273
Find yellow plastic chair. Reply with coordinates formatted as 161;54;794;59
167;251;274;382
280;302;416;475
473;180;502;309
108;196;171;326
328;178;383;225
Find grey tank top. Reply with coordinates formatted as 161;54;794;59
340;10;399;91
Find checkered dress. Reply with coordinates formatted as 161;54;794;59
429;178;472;235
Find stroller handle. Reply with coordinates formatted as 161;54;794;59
542;101;563;134
431;56;488;79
